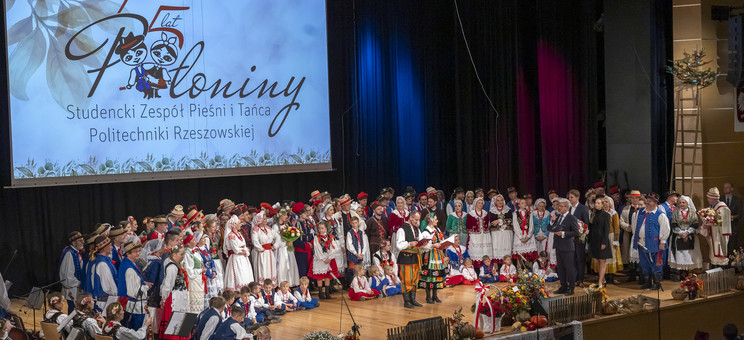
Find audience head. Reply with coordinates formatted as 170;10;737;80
567;189;580;204
723;323;738;340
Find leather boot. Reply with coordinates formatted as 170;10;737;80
627;264;637;282
606;274;615;285
640;275;653;290
638;272;646;286
432;288;442;303
425;287;434;304
411;290;423;307
651;274;662;290
403;292;414;309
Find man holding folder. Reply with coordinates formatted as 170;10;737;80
549;198;580;296
396;210;425;309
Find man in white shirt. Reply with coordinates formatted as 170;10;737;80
632;192;670;290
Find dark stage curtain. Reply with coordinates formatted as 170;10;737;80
0;0;605;293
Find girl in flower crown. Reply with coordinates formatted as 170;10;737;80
309;221;340;300
70;293;105;340
103;302;151;340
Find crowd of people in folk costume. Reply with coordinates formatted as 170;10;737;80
2;182;739;339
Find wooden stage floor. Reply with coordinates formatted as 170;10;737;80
8;277;709;340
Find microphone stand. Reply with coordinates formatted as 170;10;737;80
328;271;360;337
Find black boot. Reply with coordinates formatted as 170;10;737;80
627;264;637;282
638;272;646;286
651;274;662;290
318;286;327;300
403;292;414;309
432;288;442;303
606;274;615;285
425;287;434;304
411;290;423;307
640;275;652;290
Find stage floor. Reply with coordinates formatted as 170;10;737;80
7;276;711;340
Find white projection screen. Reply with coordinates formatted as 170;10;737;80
4;0;332;187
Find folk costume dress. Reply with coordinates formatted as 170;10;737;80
274;222;300;287
466;203;492;266
324;214;347;273
489;203;514;264
388;208;409;259
446;209;468;246
620;203;642;265
532;259;558;282
512;209;538;261
205;233;225;294
310;233;341;280
532;209;552;255
159;257;189;340
183;246;206;313
418;225;448;289
372;248;397;278
293;286;319;309
223;215;254;291
444;244;469;286
460;266;478;285
478;263;498;283
603;199;624;273
252;216;281;284
348;276;380;301
669;196;703;270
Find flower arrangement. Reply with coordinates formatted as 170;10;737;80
500;283;531;317
471;292;506;318
584;284;608;301
681;274;703;300
516;270;549;300
578;221;589;242
301;331;344;340
281;226;303;252
699;208;722;225
729;247;744;273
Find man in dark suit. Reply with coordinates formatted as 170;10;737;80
549;198;580;295
567;189;589;287
723;183;742;252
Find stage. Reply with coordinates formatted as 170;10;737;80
10;274;743;340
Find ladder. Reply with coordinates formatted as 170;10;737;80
671;85;703;199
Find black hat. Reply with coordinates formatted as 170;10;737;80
522;194;532;200
507;186;517;194
665;190;680;200
645;192;660;203
547;189;557;195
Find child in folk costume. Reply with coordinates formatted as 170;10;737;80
41;293;68;338
294;276;319;310
348;264;380;301
116;242;149;330
277;281;299;312
202;214;225;294
261;280;286;317
460;258;479;285
479;256;498;283
88;236;118;316
223;204;255;291
346;216;371;286
374;265;402;297
368;265;388;297
532;251;558;282
444;235;470;286
69;294;105;339
372;240;397;278
388;196;410;259
499;256;517;282
193;297;226;340
669;195;703;275
292;203;315;280
489;195;514;265
102;302;151;340
419;213;449;303
513;198;538;261
252;212;281;284
195;233;219;310
159;247;189;340
321;203;347;278
310;221;341;300
532;199;551;256
467;197;492;267
446;200;468;246
182;232;206;313
140;239;163;312
212;305;251;340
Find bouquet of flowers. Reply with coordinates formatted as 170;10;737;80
516;270;549;300
699;208;722;225
578;221;590;242
470;283;506;334
681;274;703;300
500;283;531;317
281;226;302;252
729;247;744;273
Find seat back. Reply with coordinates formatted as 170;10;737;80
39;322;60;340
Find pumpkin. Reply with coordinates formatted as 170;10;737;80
475;329;485;339
460;324;476;338
530;315;548;328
